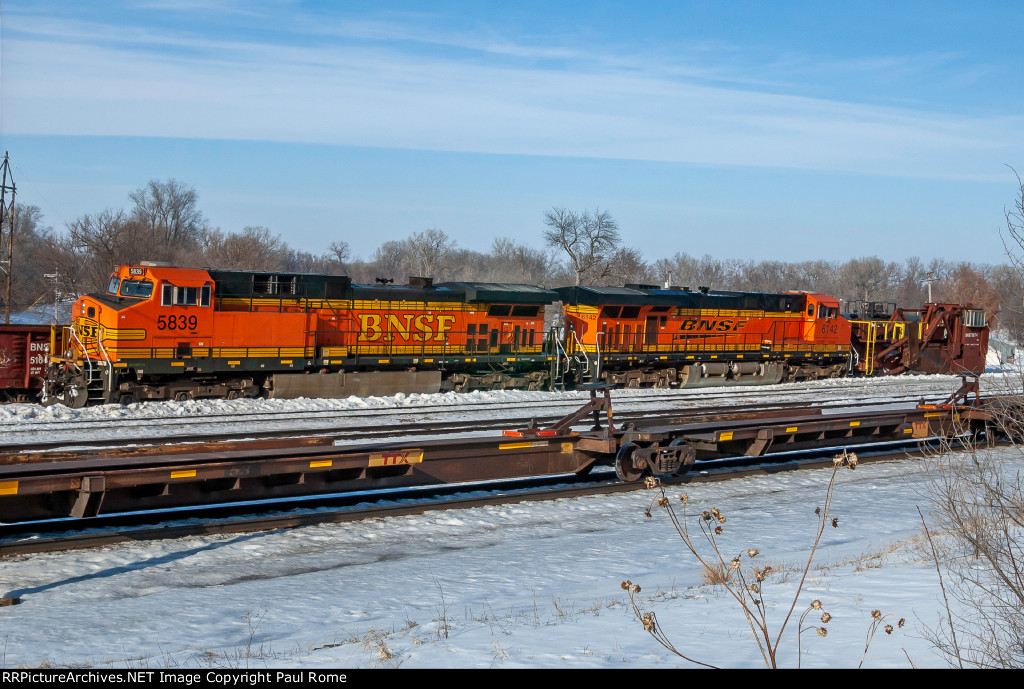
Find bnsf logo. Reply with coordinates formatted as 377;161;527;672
679;319;749;332
75;318;103;341
358;314;457;343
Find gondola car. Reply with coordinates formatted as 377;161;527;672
0;324;59;402
554;284;850;388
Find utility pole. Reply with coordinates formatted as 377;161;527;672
923;271;935;304
0;152;16;324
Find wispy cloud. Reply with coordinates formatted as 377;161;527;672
3;7;1021;182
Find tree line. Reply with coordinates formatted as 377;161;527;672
4;178;1021;339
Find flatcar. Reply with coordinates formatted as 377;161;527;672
43;262;556;406
555;284;850;388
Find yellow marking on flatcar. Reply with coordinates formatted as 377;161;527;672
561;442;574;454
228;360;240;365
171;470;196;479
786;427;798;433
310;460;333;468
924;412;941;418
849;421;861;427
378;359;389;364
171;361;185;367
368;449;423;466
280;360;293;364
0;480;18;495
499;441;549;450
904;428;914;434
719;431;734;441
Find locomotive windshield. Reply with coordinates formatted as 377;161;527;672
119;280;154;298
107;276;120;295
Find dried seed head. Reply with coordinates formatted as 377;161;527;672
821;612;832;624
657;497;669;508
898;618;906;628
748;583;759;594
715;526;723;535
815;506;821;515
817;627;828;637
631;584;641;594
811;599;823;610
872;610;883;621
763;565;773;575
621;581;631;590
644;509;652;519
833;453;844;466
731;557;741;570
717;514;727;524
642;612;655;632
679;492;689;505
831;517;839;528
847;452;858;469
755;569;766;582
747;549;760;558
885;624;894;635
701;510;713;522
644;477;659;489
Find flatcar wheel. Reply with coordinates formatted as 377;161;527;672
669;437;697;475
614;442;645;482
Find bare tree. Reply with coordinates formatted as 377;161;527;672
918;167;1024;668
129;179;207;250
328;240;351;267
487;237;556;285
407;228;454;278
202;226;288;271
66;209;151;291
543;207;621;285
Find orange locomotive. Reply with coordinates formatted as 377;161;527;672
554;284;851;388
43;262;556;406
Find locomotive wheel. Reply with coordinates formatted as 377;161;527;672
43;367;89;409
173;391;192;402
226;390;240;400
614;442;645;482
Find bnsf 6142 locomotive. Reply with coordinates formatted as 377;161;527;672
40;263;921;406
555;284;850;388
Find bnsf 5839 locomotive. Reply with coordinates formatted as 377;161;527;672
44;263;556;406
41;263;862;406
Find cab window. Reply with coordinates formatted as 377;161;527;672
162;284;211;306
107;276;120;295
119;280;154;298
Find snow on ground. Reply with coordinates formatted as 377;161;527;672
1;372;1021;668
0;455;975;668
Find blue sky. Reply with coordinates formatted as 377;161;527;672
1;0;1022;264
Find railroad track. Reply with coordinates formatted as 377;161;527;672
0;375;968;446
0;393;948;458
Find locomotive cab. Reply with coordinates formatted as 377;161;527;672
802;294;850;347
